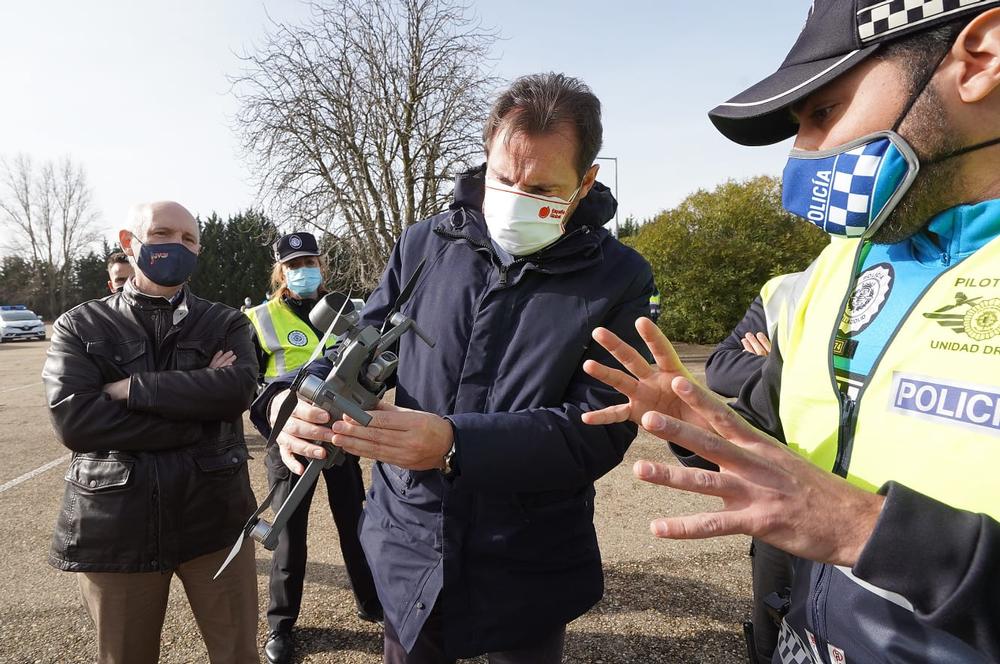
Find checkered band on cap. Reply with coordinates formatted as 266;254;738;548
858;0;991;42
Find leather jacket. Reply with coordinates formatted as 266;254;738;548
42;283;258;572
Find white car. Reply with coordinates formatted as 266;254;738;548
0;306;46;342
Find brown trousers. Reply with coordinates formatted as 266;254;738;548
77;544;259;664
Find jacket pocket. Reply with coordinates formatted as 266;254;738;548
56;454;146;564
85;339;148;378
65;456;134;493
193;441;249;476
175;339;221;371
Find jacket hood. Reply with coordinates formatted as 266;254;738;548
450;164;618;230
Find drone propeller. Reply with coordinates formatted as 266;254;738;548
213;482;279;579
382;258;426;333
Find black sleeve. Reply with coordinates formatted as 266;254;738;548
127;315;259;421
852;482;1000;660
705;295;768;398
42;313;204;452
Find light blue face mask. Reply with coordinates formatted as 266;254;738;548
285;266;322;297
782;130;920;239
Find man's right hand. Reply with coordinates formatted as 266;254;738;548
209;350;237;369
268;389;333;475
581;317;711;432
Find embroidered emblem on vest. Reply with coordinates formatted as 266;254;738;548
287;330;309;347
924;293;1000;341
841;263;893;335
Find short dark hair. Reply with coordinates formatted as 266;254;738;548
877;13;979;92
483;73;603;179
106;252;129;268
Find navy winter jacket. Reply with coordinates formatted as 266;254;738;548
251;165;654;657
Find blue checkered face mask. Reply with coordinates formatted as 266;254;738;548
782;131;920;239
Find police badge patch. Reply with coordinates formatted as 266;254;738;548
289;235;303;249
287;330;309;347
841;263;894;336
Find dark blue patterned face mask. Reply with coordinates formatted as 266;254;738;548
131;235;198;287
782;130;920;239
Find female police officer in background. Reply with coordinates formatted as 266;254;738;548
246;232;383;664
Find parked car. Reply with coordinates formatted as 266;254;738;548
0;306;46;342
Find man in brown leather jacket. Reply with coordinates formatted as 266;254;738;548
42;201;260;664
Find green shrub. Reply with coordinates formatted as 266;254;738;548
626;175;828;344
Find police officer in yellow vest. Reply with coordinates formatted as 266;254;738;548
583;2;1000;662
247;232;383;664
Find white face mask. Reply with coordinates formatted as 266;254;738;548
482;178;581;256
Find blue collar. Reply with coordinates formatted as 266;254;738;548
909;199;1000;264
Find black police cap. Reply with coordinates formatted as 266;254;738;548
273;232;321;263
709;0;1000;146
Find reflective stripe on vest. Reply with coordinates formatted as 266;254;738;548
246;299;330;382
778;236;1000;518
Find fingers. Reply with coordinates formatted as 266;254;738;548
649;511;747;540
633;460;742;499
277;414;333;462
591;326;653;379
740;337;754;353
582;359;640;397
209;350;237;368
292;400;331;425
670;376;756;442
279;443;305;475
364;407;417;431
636;317;684;375
755;332;771;354
743;333;767;356
581;403;632;425
640;409;759;471
332;419;403;447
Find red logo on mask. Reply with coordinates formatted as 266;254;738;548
538;207;551;219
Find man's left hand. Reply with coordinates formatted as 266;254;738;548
633;374;885;568
102;378;130;401
331;401;454;471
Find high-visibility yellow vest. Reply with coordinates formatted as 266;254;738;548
245;298;334;382
777;236;1000;519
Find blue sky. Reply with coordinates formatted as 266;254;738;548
0;0;809;243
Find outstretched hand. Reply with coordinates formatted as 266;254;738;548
633;373;884;568
581;317;710;431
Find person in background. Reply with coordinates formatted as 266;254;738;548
245;231;382;664
648;286;662;323
705;272;804;399
106;252;133;294
42;201;260;664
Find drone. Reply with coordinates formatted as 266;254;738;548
215;260;433;579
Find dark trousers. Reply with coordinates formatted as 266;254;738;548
266;452;382;633
750;538;794;664
383;602;565;664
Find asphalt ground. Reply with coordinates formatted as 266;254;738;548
0;335;751;664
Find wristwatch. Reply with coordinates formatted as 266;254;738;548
441;441;458;475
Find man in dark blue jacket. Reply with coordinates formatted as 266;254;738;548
250;73;654;663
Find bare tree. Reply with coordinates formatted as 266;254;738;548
233;0;498;290
0;154;102;315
